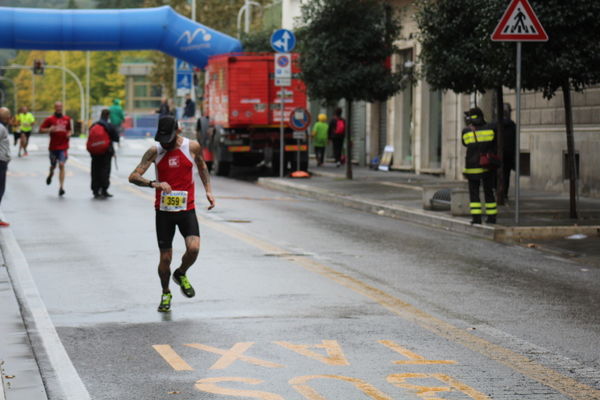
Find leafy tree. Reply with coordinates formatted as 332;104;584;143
7;50;125;123
520;0;600;218
96;0;146;8
240;29;273;52
298;0;404;179
416;0;513;202
416;0;600;218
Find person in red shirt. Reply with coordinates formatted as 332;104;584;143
39;101;72;196
128;116;215;312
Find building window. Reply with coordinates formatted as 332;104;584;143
134;99;162;109
563;151;580;180
150;85;162;97
428;90;442;169
399;49;413;166
128;75;162;111
134;85;148;97
519;152;531;176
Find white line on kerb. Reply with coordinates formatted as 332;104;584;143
0;211;91;400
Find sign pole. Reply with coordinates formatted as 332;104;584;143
490;0;548;225
280;95;284;177
515;41;522;225
297;136;301;171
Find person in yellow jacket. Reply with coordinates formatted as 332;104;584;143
311;113;329;166
461;107;498;225
15;106;35;157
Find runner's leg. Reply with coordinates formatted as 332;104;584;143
58;162;66;190
158;249;173;294
24;132;30;154
178;236;200;275
175;210;200;275
156;211;177;294
47;152;57;184
19;134;26;155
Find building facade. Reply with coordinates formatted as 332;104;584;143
119;60;163;114
283;0;600;198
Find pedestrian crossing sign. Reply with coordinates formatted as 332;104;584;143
491;0;548;42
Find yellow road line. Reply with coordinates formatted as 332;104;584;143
111;168;599;400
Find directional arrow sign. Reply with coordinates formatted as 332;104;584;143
270;29;296;53
491;0;548;42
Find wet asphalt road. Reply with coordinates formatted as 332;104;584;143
4;136;600;400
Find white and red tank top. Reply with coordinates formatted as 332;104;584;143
154;137;195;211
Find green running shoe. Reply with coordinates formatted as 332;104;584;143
157;293;172;312
172;271;195;298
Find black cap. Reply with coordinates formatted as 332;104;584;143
154;116;178;144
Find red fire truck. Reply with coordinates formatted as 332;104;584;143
202;52;309;176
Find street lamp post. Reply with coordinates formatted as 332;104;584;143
237;0;263;37
0;64;85;132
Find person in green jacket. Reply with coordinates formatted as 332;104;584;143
15;106;35;157
311;113;329;166
109;98;125;135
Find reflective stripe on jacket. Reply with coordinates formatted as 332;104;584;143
462;124;496;175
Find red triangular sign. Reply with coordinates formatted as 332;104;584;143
491;0;548;42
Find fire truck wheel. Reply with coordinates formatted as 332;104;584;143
215;161;231;177
269;156;281;176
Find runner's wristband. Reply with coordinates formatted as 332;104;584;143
148;180;156;188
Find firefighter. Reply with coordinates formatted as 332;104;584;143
461;107;498;224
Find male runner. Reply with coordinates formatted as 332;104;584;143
39;102;72;196
129;116;215;312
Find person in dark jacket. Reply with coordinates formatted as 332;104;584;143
462;107;498;224
499;103;516;200
183;94;196;118
328;107;346;167
156;97;170;118
90;109;120;198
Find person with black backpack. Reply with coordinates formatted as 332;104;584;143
87;109;120;199
329;107;346;167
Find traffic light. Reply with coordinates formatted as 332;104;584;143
33;59;44;75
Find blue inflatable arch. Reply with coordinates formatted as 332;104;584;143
0;6;242;68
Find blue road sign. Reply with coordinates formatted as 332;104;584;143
289;108;311;131
176;73;192;90
176;59;193;73
270;29;296;53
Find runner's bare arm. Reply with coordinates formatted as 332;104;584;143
191;141;215;210
128;147;159;188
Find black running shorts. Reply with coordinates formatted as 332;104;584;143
155;209;200;250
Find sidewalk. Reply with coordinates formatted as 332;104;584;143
0;263;47;400
0;212;88;400
258;161;600;264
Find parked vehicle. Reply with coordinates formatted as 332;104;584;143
203;52;308;176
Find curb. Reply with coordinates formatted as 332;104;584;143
0;213;91;400
257;178;495;240
0;252;47;400
257;178;600;243
494;225;600;242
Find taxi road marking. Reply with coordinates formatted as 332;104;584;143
184;342;284;370
115;164;600;400
274;340;350;366
379;340;456;365
152;345;193;371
